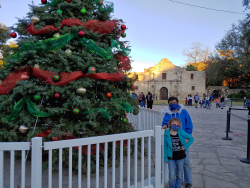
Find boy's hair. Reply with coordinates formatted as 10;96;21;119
168;96;179;103
168;117;182;129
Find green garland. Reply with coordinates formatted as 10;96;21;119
108;38;131;56
7;97;132;121
4;34;130;67
7;98;53;121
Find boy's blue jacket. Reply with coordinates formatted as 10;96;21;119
162;104;193;135
164;129;194;162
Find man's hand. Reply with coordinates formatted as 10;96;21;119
182;146;185;150
162;125;167;130
166;162;168;164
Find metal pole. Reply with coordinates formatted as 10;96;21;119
227;108;233;133
240;119;250;163
222;111;232;140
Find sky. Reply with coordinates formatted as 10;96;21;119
0;0;248;72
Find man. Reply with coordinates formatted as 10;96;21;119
162;96;193;188
220;95;225;109
194;92;199;108
146;92;153;109
209;94;213;108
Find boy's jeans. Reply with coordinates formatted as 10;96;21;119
141;101;145;107
184;147;192;185
168;158;185;188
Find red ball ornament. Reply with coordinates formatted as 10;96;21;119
41;0;47;4
78;31;85;38
106;92;112;98
46;129;52;133
122;44;125;48
121;25;126;30
10;32;17;38
132;85;136;90
52;136;59;141
99;1;103;5
65;0;72;2
54;93;60;99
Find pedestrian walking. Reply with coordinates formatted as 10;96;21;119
189;94;192;106
140;94;146;108
209;94;213;108
246;97;250;118
164;117;194;188
220;95;225;109
194;92;199;108
146;92;153;109
162;96;194;188
205;95;210;109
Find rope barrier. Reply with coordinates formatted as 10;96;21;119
228;112;248;122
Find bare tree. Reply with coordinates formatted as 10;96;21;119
183;42;211;64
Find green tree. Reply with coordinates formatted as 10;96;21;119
0;22;10;52
186;64;198;71
0;0;138;171
207;16;250;88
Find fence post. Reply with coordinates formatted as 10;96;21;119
31;137;43;188
222;111;233;140
240;119;250;163
155;126;162;188
160;109;164;125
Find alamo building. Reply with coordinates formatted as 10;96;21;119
127;58;206;100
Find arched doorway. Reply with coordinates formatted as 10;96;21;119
160;87;168;100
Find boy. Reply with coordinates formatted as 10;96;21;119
162;97;193;188
194;92;199;108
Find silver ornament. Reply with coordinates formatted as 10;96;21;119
9;51;14;56
34;64;40;68
76;88;86;95
19;125;29;134
65;49;72;56
31;16;40;24
54;33;60;39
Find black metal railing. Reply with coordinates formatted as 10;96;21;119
222;107;250;164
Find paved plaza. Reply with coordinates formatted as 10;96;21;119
2;104;250;188
152;104;250;188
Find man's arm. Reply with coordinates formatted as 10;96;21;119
162;114;170;127
184;110;193;135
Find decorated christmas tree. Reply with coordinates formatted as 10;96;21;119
0;0;138;171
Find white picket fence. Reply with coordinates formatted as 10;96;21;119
0;107;168;188
127;107;165;131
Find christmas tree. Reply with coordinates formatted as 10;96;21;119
0;0;138;171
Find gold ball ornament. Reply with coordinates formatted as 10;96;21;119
54;33;60;39
31;16;40;24
34;64;40;68
0;79;2;84
76;88;87;95
65;49;72;56
19;125;29;134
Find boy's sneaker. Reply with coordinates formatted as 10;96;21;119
185;184;193;188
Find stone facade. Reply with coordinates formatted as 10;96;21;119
127;58;206;100
206;86;250;97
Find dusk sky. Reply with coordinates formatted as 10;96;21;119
0;0;248;72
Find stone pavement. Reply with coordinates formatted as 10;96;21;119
2;104;250;188
153;104;250;188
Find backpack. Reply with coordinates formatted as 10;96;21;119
209;95;213;101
